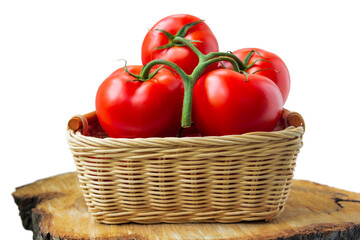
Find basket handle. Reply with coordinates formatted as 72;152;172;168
282;108;305;131
67;109;305;133
67;111;97;134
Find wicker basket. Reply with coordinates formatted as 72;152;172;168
66;109;304;224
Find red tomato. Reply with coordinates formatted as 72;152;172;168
142;14;219;74
192;69;283;136
96;66;184;138
222;48;290;104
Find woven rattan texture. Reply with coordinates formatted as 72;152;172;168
67;126;304;224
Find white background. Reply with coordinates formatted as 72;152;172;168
1;0;359;239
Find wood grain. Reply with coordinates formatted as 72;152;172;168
12;172;360;240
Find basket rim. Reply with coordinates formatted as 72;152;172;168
67;125;304;146
67;109;305;145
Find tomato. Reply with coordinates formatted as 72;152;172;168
222;48;290;104
141;14;219;75
95;66;184;138
192;69;283;136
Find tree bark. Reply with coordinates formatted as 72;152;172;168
12;172;360;240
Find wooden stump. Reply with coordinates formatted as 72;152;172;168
12;172;360;240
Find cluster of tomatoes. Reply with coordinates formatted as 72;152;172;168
95;14;290;138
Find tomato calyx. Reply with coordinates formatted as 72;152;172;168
239;71;250;82
153;20;205;52
242;50;279;73
122;60;169;82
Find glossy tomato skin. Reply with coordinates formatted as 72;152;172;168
192;69;283;136
96;66;184;138
142;14;219;74
223;48;290;104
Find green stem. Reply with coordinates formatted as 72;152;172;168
173;36;206;62
181;79;195;128
173;36;246;71
192;56;241;81
206;52;246;70
141;35;248;130
140;59;194;128
141;59;189;82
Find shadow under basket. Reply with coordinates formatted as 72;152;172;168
66;109;305;224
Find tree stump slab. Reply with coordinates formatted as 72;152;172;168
12;172;360;240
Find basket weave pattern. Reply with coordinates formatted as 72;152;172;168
67;120;304;224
